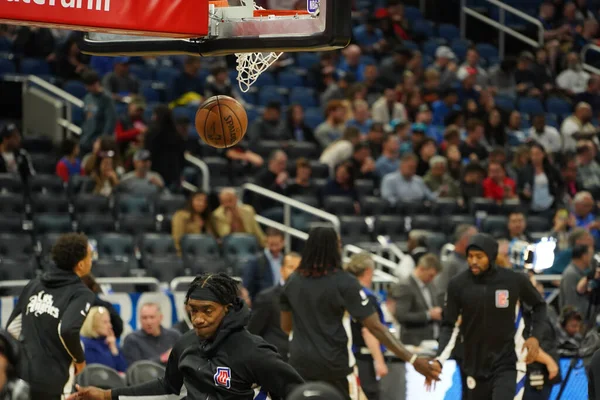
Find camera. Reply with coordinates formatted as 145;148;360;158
508;237;557;272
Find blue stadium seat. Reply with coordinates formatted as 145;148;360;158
63;80;86;99
438;24;460;43
289;87;317;109
141;82;160;103
450;39;470;61
517;97;544;115
546;97;572;115
423;39;445;58
223;233;259;260
361;55;377;66
404;6;422;21
520;114;531;130
197;69;210;84
155;67;179;85
545;113;559;128
180;234;223;273
0;37;11;52
258;85;286;106
240;90;257;105
475;43;499;60
303;107;324;129
296;53;320;69
129;64;153;81
140;233;177;260
494;95;516;112
403;41;419;51
20;58;51;75
97;233;135;259
412;20;435;38
0;59;16;75
245;107;260;123
254;72;276;87
33;213;73;234
72;107;85;126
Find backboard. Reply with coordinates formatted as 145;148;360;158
77;0;350;56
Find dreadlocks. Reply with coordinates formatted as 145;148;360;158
297;226;342;277
185;272;240;305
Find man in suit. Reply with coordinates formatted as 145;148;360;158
242;228;285;301
389;253;442;346
211;187;267;247
247;252;301;361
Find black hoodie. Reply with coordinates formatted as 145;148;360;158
436;233;547;379
5;266;94;395
111;299;304;400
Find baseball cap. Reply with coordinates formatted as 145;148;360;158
287;382;346;400
134;149;151;162
435;46;456;60
0;123;18;140
411;122;428;133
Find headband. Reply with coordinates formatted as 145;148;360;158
188;286;224;304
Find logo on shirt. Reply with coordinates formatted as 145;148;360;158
359;290;369;306
214;366;231;389
26;291;60;319
495;290;509;308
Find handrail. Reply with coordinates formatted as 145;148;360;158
241;182;340;253
26;75;85;108
461;0;544;59
241;183;340;230
184;152;210;193
581;43;600;75
254;215;309;241
57;118;82;136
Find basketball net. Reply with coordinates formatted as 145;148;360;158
235;0;283;93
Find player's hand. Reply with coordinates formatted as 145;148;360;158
66;384;110;400
413;358;441;381
523;337;540;364
547;357;559;380
375;360;388;378
74;361;86;376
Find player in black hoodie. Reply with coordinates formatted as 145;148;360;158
70;273;304;400
6;233;94;400
430;233;546;400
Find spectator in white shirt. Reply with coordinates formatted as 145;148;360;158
371;88;407;128
561;102;597;152
529;114;562;154
556;52;591;95
319;127;362;176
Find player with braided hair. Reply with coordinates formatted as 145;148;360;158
70;272;304;400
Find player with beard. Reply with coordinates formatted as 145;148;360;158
69;273;304;400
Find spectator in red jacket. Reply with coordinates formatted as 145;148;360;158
55;138;82;183
482;160;517;203
115;96;147;146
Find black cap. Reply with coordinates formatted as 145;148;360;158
0;123;17;140
287;382;346;400
134;149;151;162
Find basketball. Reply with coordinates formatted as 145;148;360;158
195;95;248;148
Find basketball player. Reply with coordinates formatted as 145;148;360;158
6;233;95;400
280;227;440;400
431;233;546;400
69;273;305;400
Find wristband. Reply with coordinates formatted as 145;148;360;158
409;354;418;365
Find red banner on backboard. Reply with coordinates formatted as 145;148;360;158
0;0;209;37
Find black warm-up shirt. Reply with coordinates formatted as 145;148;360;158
280;270;376;381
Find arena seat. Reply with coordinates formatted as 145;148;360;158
355;179;374;197
28;174;66;195
126;361;165;386
404;6;422;21
155;194;186;216
77;213;116;235
180;234;220;259
254;140;283;159
303;108;324;130
373;215;407;241
67;175;95;197
96;233;136;260
481;215;509;238
0;214;23;234
129;64;153;81
0;193;25;214
118;215;157;236
290;195;320;209
63;80;87;99
0;258;37;282
115;194;153;216
258;85;287;106
0;233;35;261
471;197;497;214
140;233;178;260
360;196;389;216
203;157;231;187
20;58;51;75
526;215;553;233
254;71;276;87
0;58;15;75
155;67;179;86
287;142;320;160
289;87;318;109
77;364;126;390
411;20;435;39
411;214;441;231
423;39;444;58
395;201;429;216
433;198;460;216
546;97;572;115
296;53;320;70
323;196;356;216
441;215;476;235
423;231;448;254
494;95;516;112
73;194;111;215
277;72;304;89
307;161;329;178
29;153;58;174
340;216;372;244
517;97;544;115
30;193;71;214
0;174;24;194
438;24;460;43
33;213;73;234
501;199;522;215
223;234;260;260
403;41;419;52
145;257;185;283
475;43;499;61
